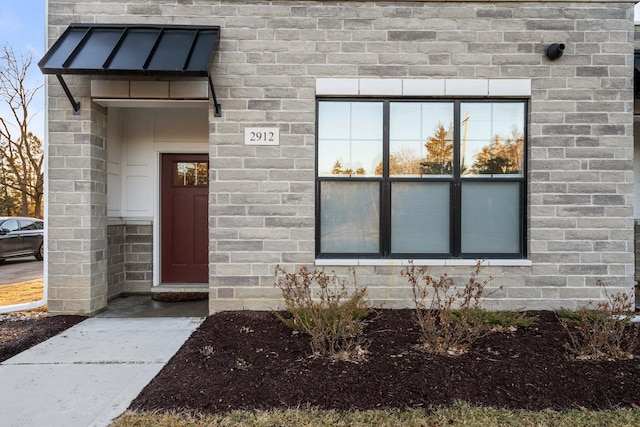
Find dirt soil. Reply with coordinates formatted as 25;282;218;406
128;310;640;413
0;313;86;363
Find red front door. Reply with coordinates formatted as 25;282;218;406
161;154;209;283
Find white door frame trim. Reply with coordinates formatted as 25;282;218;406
152;143;208;287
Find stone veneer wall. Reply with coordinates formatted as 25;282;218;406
46;1;636;314
635;222;640;282
106;222;153;299
106;223;125;299
123;223;153;294
633;24;639;293
47;94;109;315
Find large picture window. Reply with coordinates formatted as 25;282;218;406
316;99;527;259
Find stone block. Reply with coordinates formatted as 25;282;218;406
445;79;488;95
130;81;169;98
402;79;445;96
316;78;359;95
91;80;129;98
388;31;436;41
488;79;531;96
170;81;209;99
359;79;402;95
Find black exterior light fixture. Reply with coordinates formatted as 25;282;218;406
546;43;565;61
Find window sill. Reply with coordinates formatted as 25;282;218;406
107;217;153;226
315;259;533;267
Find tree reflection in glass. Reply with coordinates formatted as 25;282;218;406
419;122;453;175
173;162;208;186
461;103;525;177
317;101;383;177
388;102;454;177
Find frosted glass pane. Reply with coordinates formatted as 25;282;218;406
389;102;453;176
321;181;380;253
461;182;520;254
318;101;383;176
460;102;525;177
392;182;450;253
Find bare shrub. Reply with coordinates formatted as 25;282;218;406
559;280;638;361
274;265;370;361
401;261;497;356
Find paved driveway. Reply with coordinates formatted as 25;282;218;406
0;257;43;286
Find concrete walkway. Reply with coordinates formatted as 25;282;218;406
0;315;203;427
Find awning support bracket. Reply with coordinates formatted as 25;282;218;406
208;75;222;117
56;74;81;115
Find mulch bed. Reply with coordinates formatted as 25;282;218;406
129;309;640;413
0;314;86;363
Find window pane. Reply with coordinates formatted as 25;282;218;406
173;162;208;187
460;102;525;177
392;182;450;253
461;182;520;254
390;102;454;176
318;101;383;177
196;162;208;186
19;220;36;231
320;181;380;253
2;220;19;232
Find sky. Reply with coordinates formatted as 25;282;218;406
0;0;45;140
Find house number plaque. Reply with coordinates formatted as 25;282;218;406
244;127;280;146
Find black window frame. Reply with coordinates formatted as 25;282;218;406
315;97;528;260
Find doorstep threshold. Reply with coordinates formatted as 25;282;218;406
154;283;208;293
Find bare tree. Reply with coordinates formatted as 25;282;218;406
0;162;18;215
0;44;43;218
375;146;422;175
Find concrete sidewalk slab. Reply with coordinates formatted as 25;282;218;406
0;316;203;427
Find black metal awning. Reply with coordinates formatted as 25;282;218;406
39;24;221;115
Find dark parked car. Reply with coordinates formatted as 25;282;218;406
0;217;44;263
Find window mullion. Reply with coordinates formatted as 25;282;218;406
452;101;461;257
520;180;526;257
382;100;391;258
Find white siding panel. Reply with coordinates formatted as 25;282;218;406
154;108;208;142
126;176;151;214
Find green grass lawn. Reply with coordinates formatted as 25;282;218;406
111;404;640;427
